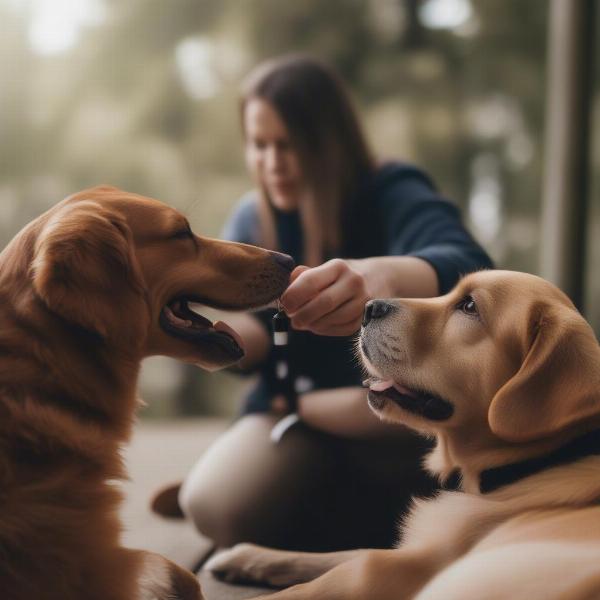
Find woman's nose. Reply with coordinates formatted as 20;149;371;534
265;146;284;172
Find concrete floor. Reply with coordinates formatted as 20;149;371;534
119;418;275;598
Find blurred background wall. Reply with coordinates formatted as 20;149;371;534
1;0;598;418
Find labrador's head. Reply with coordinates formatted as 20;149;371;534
360;270;600;445
29;186;292;370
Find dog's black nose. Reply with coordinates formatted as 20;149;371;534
271;252;295;272
363;300;395;327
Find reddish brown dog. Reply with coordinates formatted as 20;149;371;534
0;186;292;600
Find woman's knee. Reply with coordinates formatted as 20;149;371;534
178;484;260;546
177;414;320;546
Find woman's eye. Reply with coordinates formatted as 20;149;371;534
456;295;478;316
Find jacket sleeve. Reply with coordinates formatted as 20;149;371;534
220;192;261;244
376;165;494;294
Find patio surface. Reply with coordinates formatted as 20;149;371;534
120;417;275;598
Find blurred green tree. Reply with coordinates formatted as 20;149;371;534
2;0;575;416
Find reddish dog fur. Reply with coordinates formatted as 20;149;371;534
0;186;292;600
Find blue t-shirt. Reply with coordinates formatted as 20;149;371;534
222;162;493;413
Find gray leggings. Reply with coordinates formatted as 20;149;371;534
179;414;437;552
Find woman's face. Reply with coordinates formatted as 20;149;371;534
243;98;306;211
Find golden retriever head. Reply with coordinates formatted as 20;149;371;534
25;186;292;371
360;270;600;451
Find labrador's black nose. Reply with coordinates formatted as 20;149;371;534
271;252;295;272
363;300;395;327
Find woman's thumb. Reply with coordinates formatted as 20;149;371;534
289;265;310;284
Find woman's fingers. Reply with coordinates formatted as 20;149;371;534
290;283;364;329
288;265;310;285
281;260;347;313
301;297;366;336
286;261;368;335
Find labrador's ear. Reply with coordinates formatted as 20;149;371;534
31;200;144;337
488;306;600;443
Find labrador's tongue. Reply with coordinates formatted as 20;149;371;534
369;379;417;397
213;321;244;351
369;380;395;392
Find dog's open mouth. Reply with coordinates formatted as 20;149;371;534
160;298;244;360
364;378;454;421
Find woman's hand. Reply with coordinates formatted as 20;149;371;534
280;259;370;336
280;256;439;337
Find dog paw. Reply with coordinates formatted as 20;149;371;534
204;543;271;585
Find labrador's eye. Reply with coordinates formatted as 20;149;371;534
456;295;478;316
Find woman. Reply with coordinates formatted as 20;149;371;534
154;55;493;552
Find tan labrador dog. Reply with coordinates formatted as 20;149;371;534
207;270;600;599
0;186;293;600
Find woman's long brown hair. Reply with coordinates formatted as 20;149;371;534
240;54;375;266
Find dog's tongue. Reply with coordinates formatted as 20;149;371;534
369;379;395;392
368;379;416;397
213;321;244;351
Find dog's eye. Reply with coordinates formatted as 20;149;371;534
173;226;194;241
456;295;478;316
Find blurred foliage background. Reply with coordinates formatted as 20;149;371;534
1;0;598;417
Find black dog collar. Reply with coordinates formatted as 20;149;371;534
479;429;600;494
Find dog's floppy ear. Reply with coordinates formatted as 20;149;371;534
31;200;144;337
488;305;600;443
